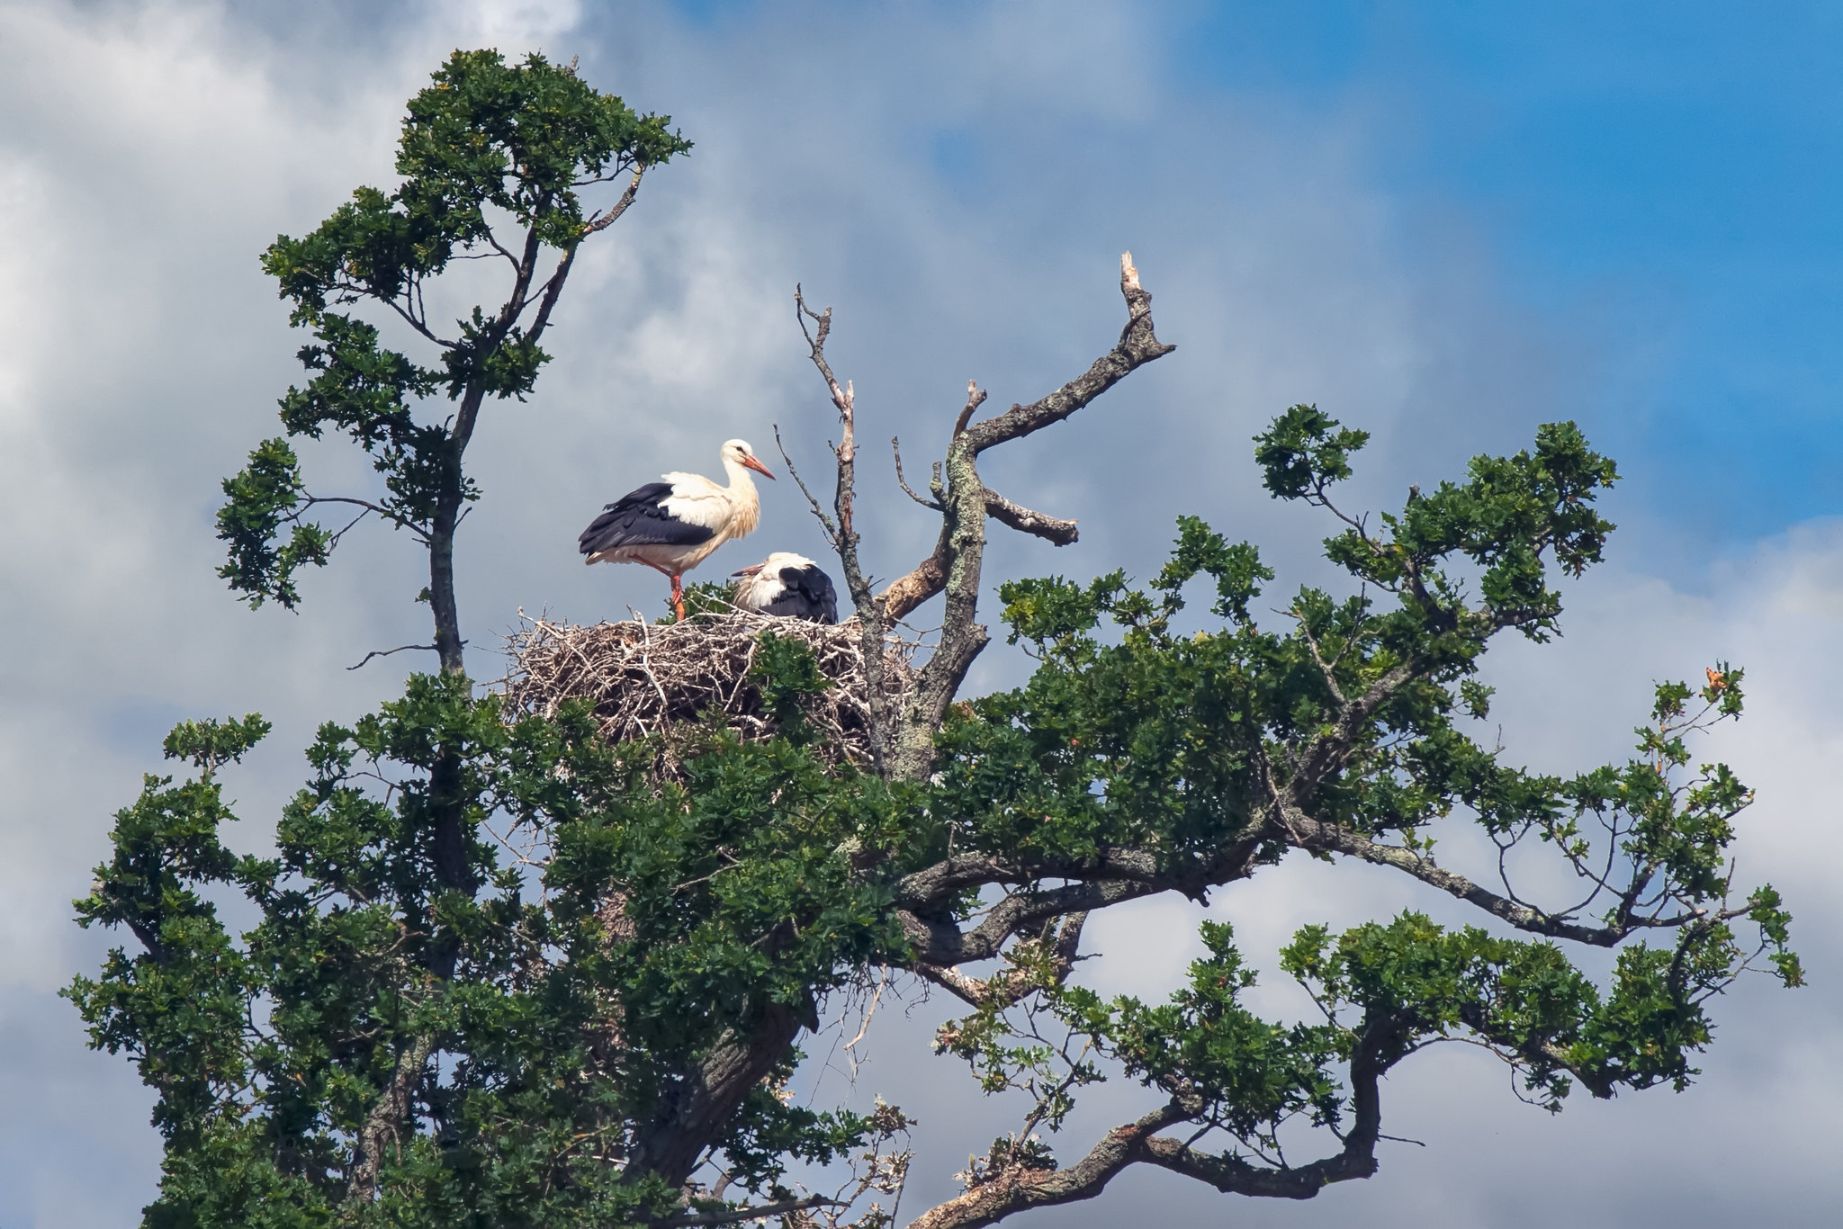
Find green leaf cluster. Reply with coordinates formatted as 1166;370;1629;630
70;668;922;1223
217;50;689;609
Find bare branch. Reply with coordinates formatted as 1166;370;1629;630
953;380;988;439
791;288;902;772
774;423;841;542
1282;805;1631;946
877;255;1172;627
523;245;578;339
584;163;649;236
958;253;1175;457
880;536;949;626
981;486;1078;546
333;278;459;349
482;228;522;271
914;911;1089;1010
895;839;1263;970
905;1102;1189;1229
912;962;994;1008
896;851;1156;908
793;286;874;616
347;642;444;672
297;494;430;544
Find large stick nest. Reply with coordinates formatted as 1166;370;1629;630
502;610;918;775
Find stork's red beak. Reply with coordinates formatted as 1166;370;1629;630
741;453;776;479
730;562;765;578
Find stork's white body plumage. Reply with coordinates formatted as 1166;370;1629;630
579;439;775;619
731;552;839;623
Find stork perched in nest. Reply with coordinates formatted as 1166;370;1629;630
579;439;775;621
732;552;839;623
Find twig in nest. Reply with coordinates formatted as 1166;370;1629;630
500;610;920;781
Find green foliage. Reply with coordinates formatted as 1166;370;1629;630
1254;403;1371;497
749;633;833;741
1057;922;1344;1144
949;410;1635;884
71;674;918;1223
219;49;690;609
677;579;741;622
216;438;330;610
922;414;1793;1169
1256;406;1619;642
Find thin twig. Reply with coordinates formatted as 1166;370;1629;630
773;423;839;542
892;436;941;509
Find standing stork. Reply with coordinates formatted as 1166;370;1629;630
578;438;775;621
731;552;839;624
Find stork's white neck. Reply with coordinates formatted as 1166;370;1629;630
721;455;762;536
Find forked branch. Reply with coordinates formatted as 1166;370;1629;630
878;253;1173;626
905;1018;1398;1229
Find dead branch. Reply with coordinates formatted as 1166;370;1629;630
981;487;1078;546
792;287;907;770
878;253;1171;625
584;163;649;236
913;912;1089;1010
795;286;873;616
785;256;1171;778
958;252;1177;455
895;839;1263;973
776;423;841;543
347;642;443;672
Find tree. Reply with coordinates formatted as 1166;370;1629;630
70;51;1799;1229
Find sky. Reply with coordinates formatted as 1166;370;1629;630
1;1;1840;1225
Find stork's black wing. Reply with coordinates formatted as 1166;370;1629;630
579;482;715;555
762;563;839;623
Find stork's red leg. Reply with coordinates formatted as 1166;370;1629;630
670;573;686;622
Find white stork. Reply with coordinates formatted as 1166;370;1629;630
579;439;775;621
731;552;839;624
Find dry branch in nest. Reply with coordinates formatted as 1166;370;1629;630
502;610;919;779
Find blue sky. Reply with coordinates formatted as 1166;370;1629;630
1182;2;1843;541
654;0;1843;542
